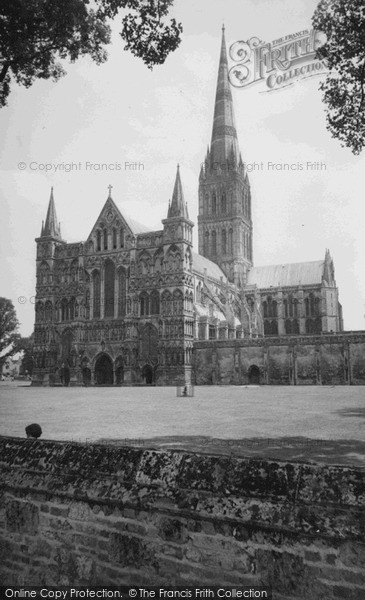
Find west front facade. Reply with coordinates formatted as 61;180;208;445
31;29;355;388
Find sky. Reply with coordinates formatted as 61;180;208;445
1;0;364;336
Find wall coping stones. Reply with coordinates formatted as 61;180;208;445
194;331;365;348
1;436;364;541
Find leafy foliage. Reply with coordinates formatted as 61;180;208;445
19;336;34;376
0;298;20;367
0;0;110;107
0;0;182;107
313;0;365;154
97;0;182;68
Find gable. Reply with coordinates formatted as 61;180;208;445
86;196;150;241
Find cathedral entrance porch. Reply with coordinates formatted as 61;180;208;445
142;364;154;385
115;366;124;385
82;367;92;386
94;354;114;385
60;365;70;387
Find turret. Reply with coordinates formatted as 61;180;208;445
35;187;66;291
39;187;63;240
163;165;194;246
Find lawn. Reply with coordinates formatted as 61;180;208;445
0;382;364;468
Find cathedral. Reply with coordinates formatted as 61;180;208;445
31;29;343;387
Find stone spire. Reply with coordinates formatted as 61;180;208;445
42;187;61;238
198;28;252;286
168;165;189;219
209;26;240;168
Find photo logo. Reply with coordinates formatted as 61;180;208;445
229;29;327;91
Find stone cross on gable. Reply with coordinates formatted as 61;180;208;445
108;184;113;197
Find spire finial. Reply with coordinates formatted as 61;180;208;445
42;186;61;239
167;164;188;219
108;184;113;198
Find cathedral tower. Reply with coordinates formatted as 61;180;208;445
160;165;194;384
198;27;253;287
35;187;65;295
33;188;66;386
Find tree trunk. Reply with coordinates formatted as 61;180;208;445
0;63;10;82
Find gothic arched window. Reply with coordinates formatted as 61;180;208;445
118;268;127;317
36;301;45;323
222;229;226;254
221;193;226;214
120;228;125;248
154;249;164;273
267;296;277;318
314;297;320;317
204;231;210;255
113;228;117;249
103;229;108;250
61;298;69;322
173;289;183;314
271;320;278;334
212;192;217;215
104;259;115;318
39;262;49;285
96;230;101;252
150;291;160;315
162;290;172;315
306;317;321;333
92;270;101;318
264;320;278;335
69;297;76;320
140;292;149;316
212;230;217;255
228;229;233;254
45;300;52;322
305;293;320;317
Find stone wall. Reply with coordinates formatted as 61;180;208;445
194;332;365;385
1;437;365;598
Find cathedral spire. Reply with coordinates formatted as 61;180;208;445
210;27;240;168
198;29;252;285
42;187;61;238
168;164;188;219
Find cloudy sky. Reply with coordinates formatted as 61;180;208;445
1;0;364;336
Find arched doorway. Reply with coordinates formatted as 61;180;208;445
142;364;153;384
82;367;91;386
248;365;260;385
115;366;124;384
115;356;124;385
95;354;113;385
60;365;70;387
